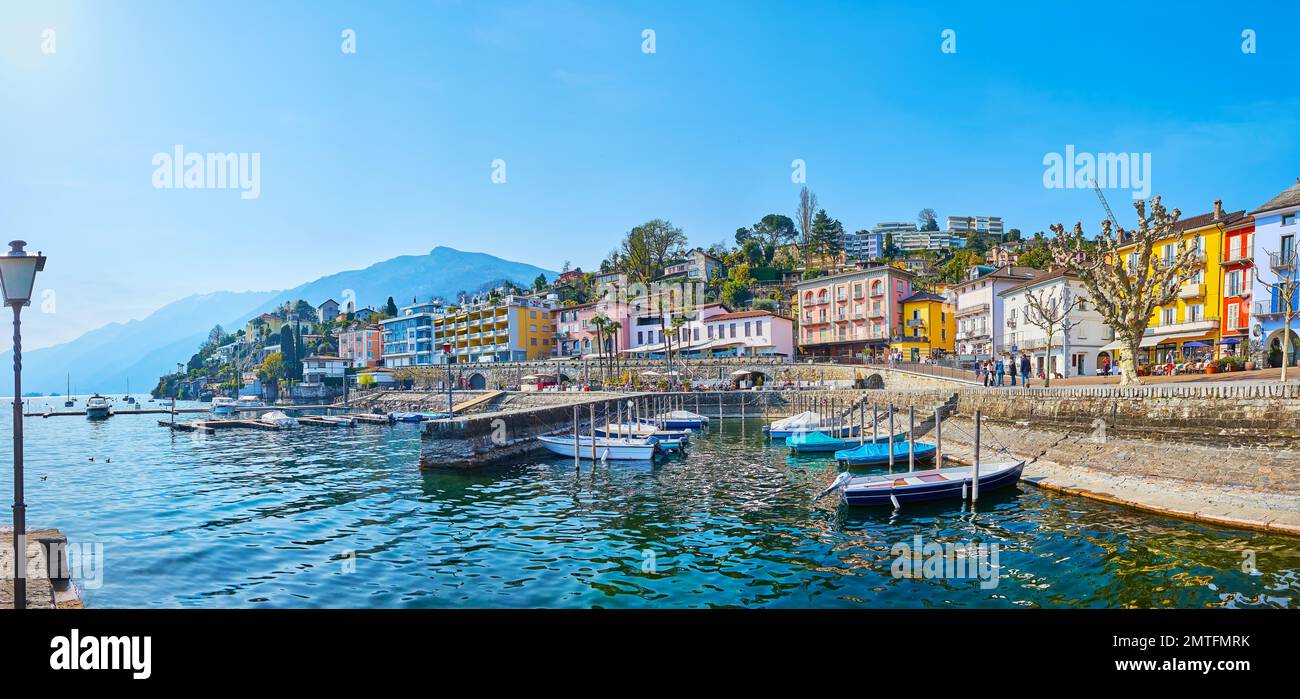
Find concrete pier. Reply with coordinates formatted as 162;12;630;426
0;528;84;609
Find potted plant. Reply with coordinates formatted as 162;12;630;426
1206;359;1220;374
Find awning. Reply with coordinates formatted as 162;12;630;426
1219;336;1244;345
1099;336;1162;352
730;369;754;377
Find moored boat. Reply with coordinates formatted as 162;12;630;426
211;397;237;415
64;375;74;407
85;394;111;420
537;435;659;461
655;410;709;429
835;441;937;467
820;459;1025;507
389;411;424;423
237;396;266;410
318;415;357;426
785;430;896;453
261;411;298;428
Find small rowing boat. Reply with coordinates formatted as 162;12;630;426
818;459;1025;507
317;415;357;426
834;441;936;466
537;435;659;461
786;429;906;453
654;410;709;429
389;411;423;423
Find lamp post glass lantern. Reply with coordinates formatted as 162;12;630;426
0;241;46;609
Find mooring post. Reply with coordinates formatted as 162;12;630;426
858;399;864;445
589;403;597;462
888;404;895;473
935;406;943;469
872;404;878;443
972;409;982;502
573;405;579;470
908;406;915;472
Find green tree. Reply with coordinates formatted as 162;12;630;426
807;209;844;261
385;296;399;315
256;352;284;385
280;326;298;382
918;208;939;232
618;219;688;283
532;273;548;292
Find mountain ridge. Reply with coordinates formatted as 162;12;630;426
3;247;556;394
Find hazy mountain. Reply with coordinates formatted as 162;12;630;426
3;247;556;394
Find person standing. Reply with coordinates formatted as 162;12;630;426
996;358;1006;386
1009;357;1018;386
1020;353;1031;387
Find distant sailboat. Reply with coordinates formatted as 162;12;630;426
123;378;136;404
64;374;74;408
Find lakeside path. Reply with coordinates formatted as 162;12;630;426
920;418;1300;536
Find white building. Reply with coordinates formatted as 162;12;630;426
947;215;1004;236
301;355;348;384
951;265;1041;359
1249;178;1300;367
999;270;1112;377
694;310;794;358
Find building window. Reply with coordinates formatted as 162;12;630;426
1226;302;1240;330
1283;213;1297;226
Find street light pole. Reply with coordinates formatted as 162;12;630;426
10;302;25;609
0;241;46;610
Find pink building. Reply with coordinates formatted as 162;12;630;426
553;301;632;357
793;265;915;360
338;325;383;367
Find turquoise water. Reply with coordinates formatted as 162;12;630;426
1;395;1297;608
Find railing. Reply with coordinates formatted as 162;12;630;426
1269;250;1296;272
886;361;978;382
1177;283;1205;300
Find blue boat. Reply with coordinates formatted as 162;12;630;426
388;411;424;423
766;424;862;439
786;429;906;453
655;410;709;429
818;460;1025;507
834;441;937;466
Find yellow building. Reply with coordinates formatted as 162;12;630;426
1114;202;1245;365
890;290;955;360
431;295;555;363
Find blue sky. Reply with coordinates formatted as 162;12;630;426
2;0;1297;350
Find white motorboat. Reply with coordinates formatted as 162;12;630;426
537;435;658;461
237;396;266;410
85;394;111;420
261;411;298;428
318;415;357;426
211;397;237;415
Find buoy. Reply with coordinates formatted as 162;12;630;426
962;481;968;500
890;492;900;509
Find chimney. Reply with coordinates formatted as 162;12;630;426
1213;199;1223;221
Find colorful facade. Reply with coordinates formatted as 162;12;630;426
890;291;955;361
793;265;915;360
430;295;556;363
338;325;383;367
1116;201;1243;364
1249;179;1300;367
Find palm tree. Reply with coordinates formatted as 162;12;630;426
669;315;688;386
607;319;622;384
591;314;610;383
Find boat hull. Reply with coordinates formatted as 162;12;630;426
841;461;1024;506
85;408;110;420
537;436;658;461
834;441;937;466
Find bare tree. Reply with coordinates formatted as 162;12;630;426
1021;285;1082;387
1047;196;1201;385
795;186;818;263
1251;246;1299;381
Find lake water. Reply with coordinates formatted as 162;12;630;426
2;395;1297;608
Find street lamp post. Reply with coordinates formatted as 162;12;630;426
0;241;46;610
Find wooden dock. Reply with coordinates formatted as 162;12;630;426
160;413;389;434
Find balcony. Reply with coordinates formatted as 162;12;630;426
955;302;990;318
1147;316;1219;336
1005;318;1017;328
905;318;926;328
1177;283;1205;300
1222;246;1254;266
1269;249;1296;272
